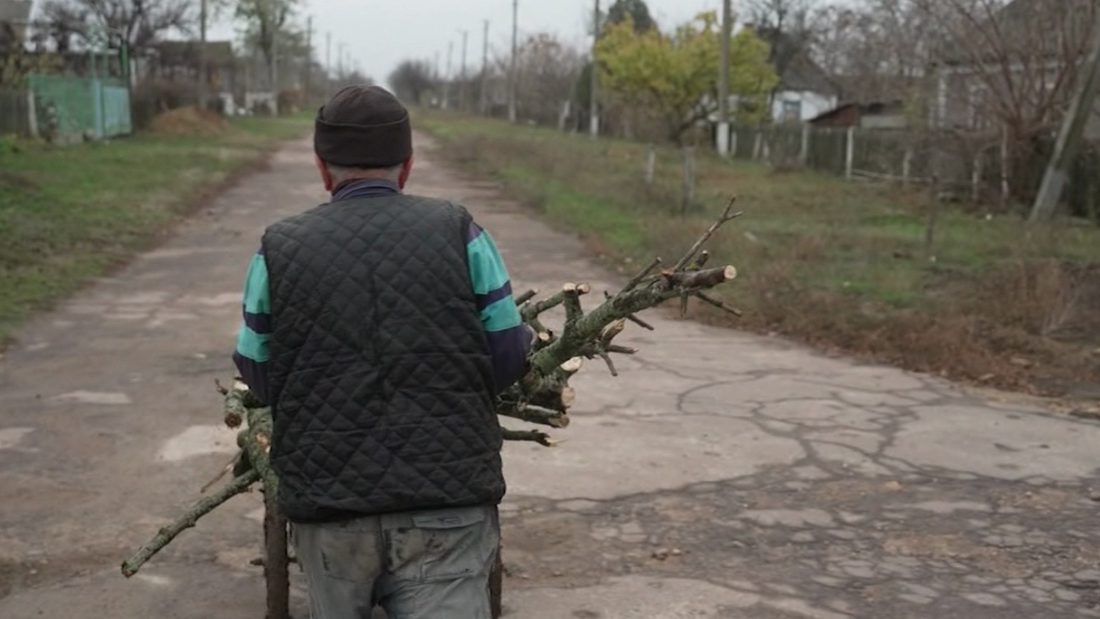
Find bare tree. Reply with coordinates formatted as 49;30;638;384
915;0;1100;201
509;33;583;126
40;0;194;57
388;60;435;105
236;0;297;91
813;0;934;103
745;0;817;95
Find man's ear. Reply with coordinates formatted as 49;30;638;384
397;154;414;189
315;155;335;192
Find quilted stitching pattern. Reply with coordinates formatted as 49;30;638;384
263;195;504;522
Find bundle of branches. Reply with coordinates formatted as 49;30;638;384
121;199;743;618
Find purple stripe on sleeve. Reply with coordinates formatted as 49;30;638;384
233;351;271;405
476;281;513;310
243;309;272;334
485;324;532;392
467;221;484;242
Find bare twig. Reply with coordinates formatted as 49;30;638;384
502;428;558;446
514;289;538;305
671;197;742;271
695;292;744;318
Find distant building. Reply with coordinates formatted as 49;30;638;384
0;0;32;43
809;101;908;130
747;24;840;123
770;55;841;124
931;0;1100;138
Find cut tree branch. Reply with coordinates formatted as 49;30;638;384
121;469;261;577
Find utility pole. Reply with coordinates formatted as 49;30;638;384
304;17;313;106
325;32;331;97
446;40;454;110
197;0;208;110
589;0;600;139
460;29;469;111
509;0;518;122
481;20;490;116
1029;14;1100;222
717;0;732;157
272;27;280;114
338;43;346;83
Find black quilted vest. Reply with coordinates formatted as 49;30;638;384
262;193;505;523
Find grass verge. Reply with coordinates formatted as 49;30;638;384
0;115;312;344
419;110;1100;399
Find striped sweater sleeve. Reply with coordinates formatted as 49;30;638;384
233;251;272;404
467;222;531;391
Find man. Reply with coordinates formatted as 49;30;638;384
233;85;530;619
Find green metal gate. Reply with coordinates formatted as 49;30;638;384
26;73;132;141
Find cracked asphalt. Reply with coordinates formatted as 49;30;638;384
1;135;1099;619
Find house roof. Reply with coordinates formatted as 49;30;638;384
778;54;839;96
0;0;32;24
808;100;905;124
746;23;840;96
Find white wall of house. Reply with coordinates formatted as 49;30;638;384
772;90;838;123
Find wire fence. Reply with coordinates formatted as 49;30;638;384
722;123;1099;220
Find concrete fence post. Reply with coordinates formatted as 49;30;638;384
845;127;856;179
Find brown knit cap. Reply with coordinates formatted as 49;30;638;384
314;85;412;168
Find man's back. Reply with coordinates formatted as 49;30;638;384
263;192;504;523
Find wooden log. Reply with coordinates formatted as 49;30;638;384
663;265;737;289
263;490;290;619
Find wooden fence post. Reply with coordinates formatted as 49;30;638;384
26;90;38;139
752;129;762;160
681;146;696;216
971;151;983;203
730;129;738;158
1000;127;1011;209
800;124;810;164
845;127;856;179
902;147;913;186
645;144;656;185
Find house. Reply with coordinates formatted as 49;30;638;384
748;24;840;123
149;41;237;91
931;0;1098;136
0;0;31;43
809;100;908;130
770;54;841;123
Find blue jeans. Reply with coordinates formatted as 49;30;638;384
293;505;500;619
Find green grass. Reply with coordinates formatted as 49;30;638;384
0;115;312;342
418;110;1100;395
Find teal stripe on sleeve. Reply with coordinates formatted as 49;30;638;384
467;231;511;294
481;296;523;333
236;326;271;362
243;253;270;315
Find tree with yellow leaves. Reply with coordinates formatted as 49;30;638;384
596;11;777;144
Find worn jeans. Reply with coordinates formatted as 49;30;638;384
293;504;500;619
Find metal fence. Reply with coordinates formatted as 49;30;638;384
0;88;34;136
27;74;132;141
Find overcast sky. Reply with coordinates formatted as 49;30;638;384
220;0;723;88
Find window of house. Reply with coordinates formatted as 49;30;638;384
782;100;802;122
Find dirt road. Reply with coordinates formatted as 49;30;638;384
1;136;1099;619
